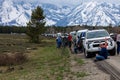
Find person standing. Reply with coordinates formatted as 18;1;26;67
56;36;62;48
116;32;120;55
68;34;72;51
74;36;80;54
62;36;68;47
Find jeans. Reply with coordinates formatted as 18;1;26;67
74;46;78;54
57;42;61;48
117;42;120;54
96;48;109;60
68;41;72;48
96;55;105;60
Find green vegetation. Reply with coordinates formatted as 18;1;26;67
76;72;88;78
26;6;46;43
74;57;84;65
0;34;87;80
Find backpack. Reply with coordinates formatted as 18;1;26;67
57;37;62;43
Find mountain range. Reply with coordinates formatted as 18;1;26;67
0;0;120;26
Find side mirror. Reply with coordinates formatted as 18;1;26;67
110;33;113;36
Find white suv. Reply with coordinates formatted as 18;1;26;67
83;29;116;58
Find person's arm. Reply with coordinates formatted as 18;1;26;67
105;38;108;47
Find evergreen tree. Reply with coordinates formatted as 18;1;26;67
26;6;46;43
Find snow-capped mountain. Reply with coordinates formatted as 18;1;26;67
41;3;71;26
0;0;33;26
67;1;120;26
0;0;120;26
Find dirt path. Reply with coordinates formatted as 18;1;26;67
69;53;111;80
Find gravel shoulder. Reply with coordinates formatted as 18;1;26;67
70;53;111;80
106;55;120;71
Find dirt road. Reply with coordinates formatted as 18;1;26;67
71;52;120;80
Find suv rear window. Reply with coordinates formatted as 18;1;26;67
87;30;109;39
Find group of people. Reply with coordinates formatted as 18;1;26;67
56;33;83;54
56;31;120;62
56;34;73;49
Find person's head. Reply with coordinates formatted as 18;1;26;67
101;42;105;45
102;43;105;45
100;42;104;45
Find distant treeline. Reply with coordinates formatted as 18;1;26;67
0;25;120;34
0;26;26;33
0;26;65;34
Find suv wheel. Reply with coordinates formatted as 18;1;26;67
109;47;116;56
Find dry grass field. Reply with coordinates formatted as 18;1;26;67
0;34;86;80
0;34;40;54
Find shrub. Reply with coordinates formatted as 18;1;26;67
0;52;27;66
14;52;27;64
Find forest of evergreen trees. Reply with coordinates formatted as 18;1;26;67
0;25;120;34
0;26;26;33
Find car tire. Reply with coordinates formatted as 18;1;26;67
109;47;116;56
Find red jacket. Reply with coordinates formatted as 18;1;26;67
68;35;72;41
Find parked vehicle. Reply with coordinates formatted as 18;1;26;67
57;33;62;37
76;29;88;38
110;33;117;41
83;29;116;58
70;31;76;37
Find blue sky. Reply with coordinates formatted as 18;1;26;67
12;0;120;6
